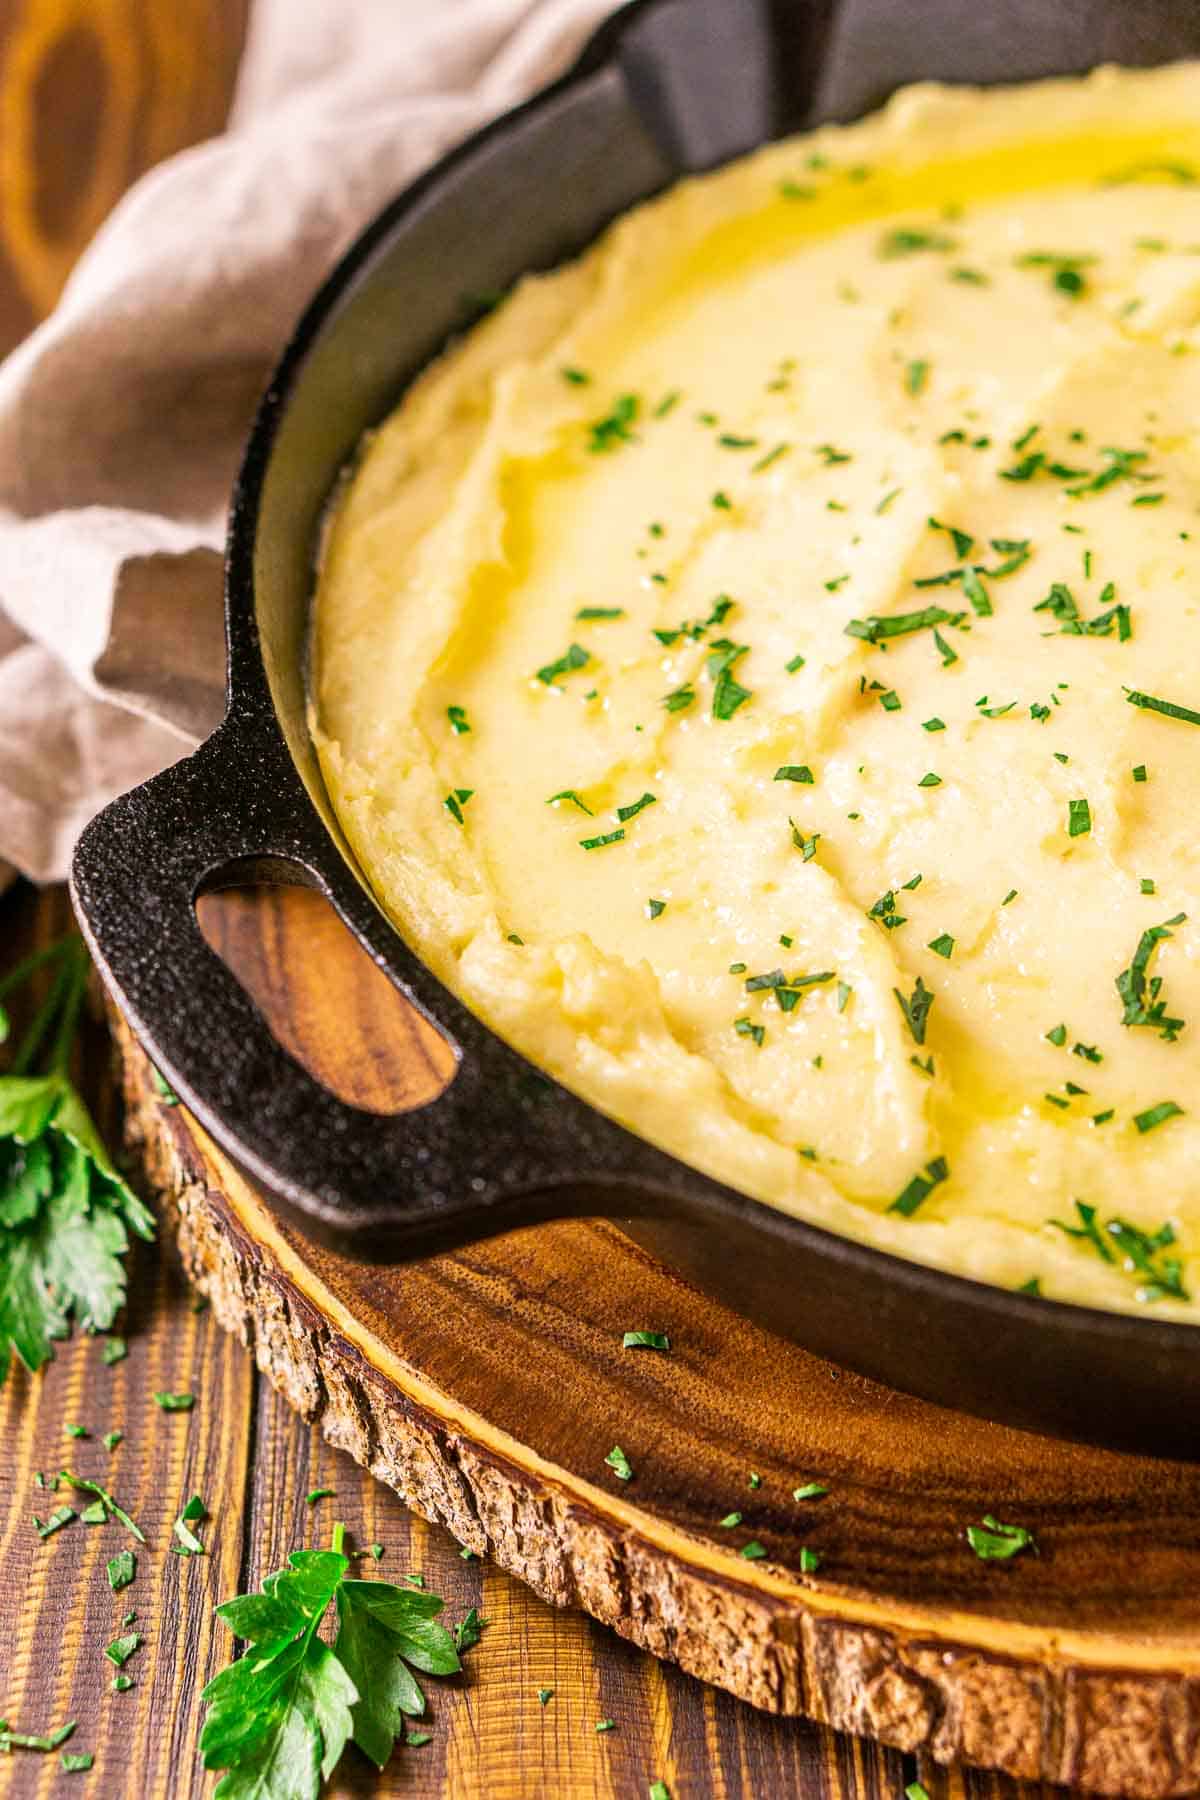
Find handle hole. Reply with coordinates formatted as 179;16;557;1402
195;885;455;1116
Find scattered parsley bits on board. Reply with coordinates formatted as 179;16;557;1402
605;1445;634;1481
622;1330;670;1350
965;1515;1037;1561
153;1392;194;1412
106;1550;136;1592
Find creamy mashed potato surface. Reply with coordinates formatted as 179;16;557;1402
314;65;1200;1318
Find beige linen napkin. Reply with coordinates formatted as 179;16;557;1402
0;0;619;891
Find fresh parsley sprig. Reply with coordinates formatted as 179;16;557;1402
200;1523;460;1796
0;935;154;1384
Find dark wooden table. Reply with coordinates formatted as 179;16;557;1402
0;6;1061;1795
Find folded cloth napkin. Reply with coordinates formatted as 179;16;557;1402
0;0;619;890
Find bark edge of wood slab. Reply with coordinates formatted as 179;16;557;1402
112;1007;1200;1800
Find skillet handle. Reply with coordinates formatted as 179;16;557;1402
70;712;686;1259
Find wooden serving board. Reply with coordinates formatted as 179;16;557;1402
111;885;1200;1799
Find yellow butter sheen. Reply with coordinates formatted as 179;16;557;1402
314;64;1200;1319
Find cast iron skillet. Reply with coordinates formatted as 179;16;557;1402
71;0;1200;1458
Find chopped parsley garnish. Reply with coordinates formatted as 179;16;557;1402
739;1540;767;1561
744;968;834;1013
536;643;590;686
107;1550;136;1592
785;653;806;673
894;977;934;1045
890;1156;949;1217
616;792;657;823
587;393;639;452
546;789;593;815
734;1018;765;1046
1067;798;1092;838
868;890;905;931
646;899;666;920
1014;250;1095;296
622;1330;670;1350
844;604;960;645
753;442;790;472
1125;687;1200;728
966;1515;1037;1561
814;442;852;465
1067;445;1154;498
1046;1023;1067;1046
446;705;471;734
719;1512;743;1528
927;933;955;959
923;717;945;732
1116;912;1187;1039
918;772;942;788
561;366;591;385
707;640;752;719
1133;1100;1183;1134
444;787;474;825
774;765;813;784
792;1483;827;1501
576;606;624;621
153;1392;194;1412
662;683;695;713
904;359;930;396
1051;1199;1189;1302
878;226;956;257
1035;581;1130;639
928;517;974;559
605;1445;634;1481
789;822;821;862
579;829;625;850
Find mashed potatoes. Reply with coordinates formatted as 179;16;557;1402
314;64;1200;1318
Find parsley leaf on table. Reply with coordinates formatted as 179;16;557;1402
0;939;154;1383
335;1575;460;1768
201;1530;460;1794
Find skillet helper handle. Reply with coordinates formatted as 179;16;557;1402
70;714;662;1257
